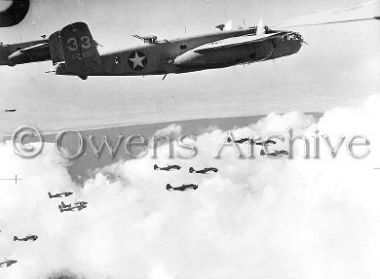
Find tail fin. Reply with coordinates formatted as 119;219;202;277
48;192;52;198
166;184;173;191
13;236;18;241
154;164;159;170
56;22;100;76
189;167;195;173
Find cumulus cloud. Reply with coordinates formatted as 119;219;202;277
1;96;380;279
154;124;183;139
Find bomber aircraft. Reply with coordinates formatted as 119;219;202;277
14;234;38;242
154;164;181;171
166;183;198;192
46;22;306;80
48;191;73;199
0;5;378;79
189;167;218;174
59;204;87;213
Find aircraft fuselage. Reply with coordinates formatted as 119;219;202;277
54;27;303;78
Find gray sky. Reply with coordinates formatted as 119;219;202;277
0;0;379;134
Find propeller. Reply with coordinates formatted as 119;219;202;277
272;0;380;29
273;16;380;29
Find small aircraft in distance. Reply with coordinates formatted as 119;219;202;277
59;200;88;213
59;204;87;213
166;183;198;192
189;167;218;174
4;109;16;112
74;201;88;207
227;137;276;145
13;234;38;242
260;149;289;157
48;192;73;199
0;259;17;268
154;164;181;171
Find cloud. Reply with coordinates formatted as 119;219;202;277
154;124;183;139
1;96;380;278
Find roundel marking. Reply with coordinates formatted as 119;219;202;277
128;51;147;71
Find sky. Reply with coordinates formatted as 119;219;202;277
0;0;379;134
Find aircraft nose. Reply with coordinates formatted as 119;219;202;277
287;32;304;54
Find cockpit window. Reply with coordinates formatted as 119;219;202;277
285;33;303;42
180;44;187;50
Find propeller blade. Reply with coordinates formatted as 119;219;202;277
272;0;379;29
274;16;379;28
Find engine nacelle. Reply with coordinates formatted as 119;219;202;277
8;44;50;65
174;40;273;69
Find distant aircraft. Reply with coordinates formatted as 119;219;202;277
189;167;218;174
74;201;88;207
227;137;276;145
154;164;181;171
166;183;198;191
13;234;38;242
59;203;87;213
260;149;289;157
48;192;73;199
4;109;16;112
0;259;17;268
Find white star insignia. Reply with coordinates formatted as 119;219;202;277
129;52;146;69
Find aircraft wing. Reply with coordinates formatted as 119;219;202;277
194;31;291;53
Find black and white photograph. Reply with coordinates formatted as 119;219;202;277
0;0;379;278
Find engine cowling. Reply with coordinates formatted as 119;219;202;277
174;40;273;69
8;44;50;65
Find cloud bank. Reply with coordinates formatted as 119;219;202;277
1;96;380;279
